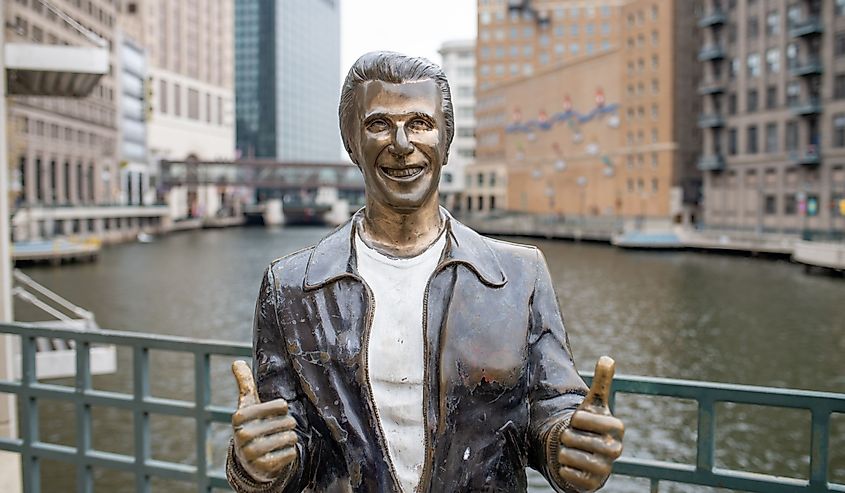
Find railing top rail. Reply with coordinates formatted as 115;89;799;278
2;322;843;405
0;322;250;355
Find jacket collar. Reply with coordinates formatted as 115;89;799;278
303;207;507;290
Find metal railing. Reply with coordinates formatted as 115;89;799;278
0;323;844;492
0;323;249;492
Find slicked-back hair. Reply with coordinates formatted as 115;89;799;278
339;51;454;162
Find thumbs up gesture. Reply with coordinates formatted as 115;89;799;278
231;360;299;483
556;356;625;492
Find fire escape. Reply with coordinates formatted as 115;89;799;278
787;0;823;166
697;0;727;172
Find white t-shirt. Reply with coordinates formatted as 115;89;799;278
355;229;446;493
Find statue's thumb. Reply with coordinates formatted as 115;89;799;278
232;360;260;408
580;356;615;412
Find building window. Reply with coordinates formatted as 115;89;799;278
765;48;780;74
766;11;779;36
787;81;801;105
785;194;797;215
765;122;778;153
786;43;798;69
187;88;199;120
747;125;758;154
834;113;845;147
786;121;799;151
836;32;845;58
173;83;181;117
836;75;845;99
764;195;777;214
838;0;845;16
766;85;777;109
747;89;758;113
747;16;759;38
728;127;738;155
729;57;739;79
747;53;760;77
728;93;737;115
490;196;497;210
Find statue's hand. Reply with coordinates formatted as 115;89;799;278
556;357;624;492
231;360;298;483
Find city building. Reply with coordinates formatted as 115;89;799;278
699;0;845;235
473;0;702;225
235;0;342;163
438;39;476;212
132;0;236;220
115;19;149;206
5;0;168;243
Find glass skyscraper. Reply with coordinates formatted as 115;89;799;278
235;0;341;162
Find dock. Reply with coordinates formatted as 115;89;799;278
11;238;100;265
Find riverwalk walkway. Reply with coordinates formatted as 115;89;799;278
462;213;845;272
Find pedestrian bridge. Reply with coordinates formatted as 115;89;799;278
0;323;843;492
159;159;365;192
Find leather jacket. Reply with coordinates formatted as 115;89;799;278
227;209;588;492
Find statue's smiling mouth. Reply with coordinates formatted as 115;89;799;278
380;166;425;180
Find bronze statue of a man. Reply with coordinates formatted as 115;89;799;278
226;52;624;492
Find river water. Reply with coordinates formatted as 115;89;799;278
15;226;845;492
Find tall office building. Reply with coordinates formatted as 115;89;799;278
235;0;341;163
438;40;476;212
472;0;702;223
698;0;845;235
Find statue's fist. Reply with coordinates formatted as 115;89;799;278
557;356;624;492
231;360;298;483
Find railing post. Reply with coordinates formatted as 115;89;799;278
808;408;830;488
133;346;150;493
20;336;39;493
75;339;93;493
696;396;716;473
194;351;210;493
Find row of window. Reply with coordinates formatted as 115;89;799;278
19;116;114;150
712;194;845;218
722;121;810;155
15;155;102;206
479;3;613;22
714;76;845;116
157;79;226;125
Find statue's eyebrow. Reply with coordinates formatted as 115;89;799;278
363;111;436;122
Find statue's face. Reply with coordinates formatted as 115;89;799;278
352;79;446;212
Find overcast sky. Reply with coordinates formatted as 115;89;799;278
340;0;477;75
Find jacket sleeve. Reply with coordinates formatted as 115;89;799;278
526;249;588;493
226;265;318;492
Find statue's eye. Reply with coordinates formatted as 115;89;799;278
366;119;388;132
408;118;432;131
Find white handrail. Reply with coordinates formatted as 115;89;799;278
13;269;96;323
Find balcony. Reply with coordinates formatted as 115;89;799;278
698;113;725;128
698;9;727;28
698;45;726;61
791;148;821;166
790;57;823;77
789;16;823;38
698;154;726;171
698;80;726;95
789;97;822;116
4;43;109;97
698;9;728;27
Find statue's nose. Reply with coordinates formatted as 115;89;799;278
388;125;414;157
